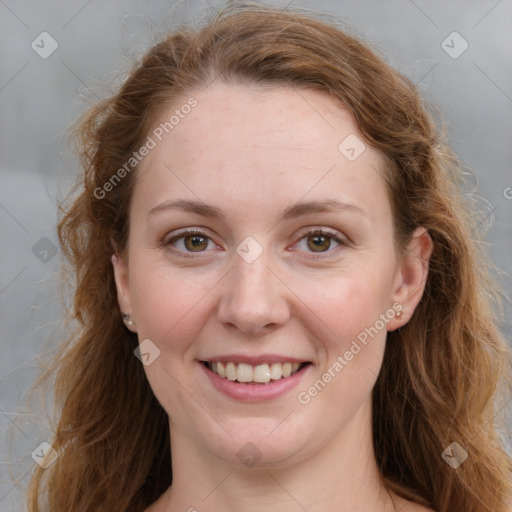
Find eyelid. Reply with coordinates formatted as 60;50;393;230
288;226;351;259
162;227;222;258
296;226;344;238
162;227;211;244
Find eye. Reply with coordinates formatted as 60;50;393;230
163;229;218;255
292;228;349;257
162;227;349;259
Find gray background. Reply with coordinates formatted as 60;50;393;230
1;0;511;510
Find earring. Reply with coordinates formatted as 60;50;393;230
122;312;134;326
395;307;403;319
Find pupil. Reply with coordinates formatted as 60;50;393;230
186;235;207;251
308;235;330;252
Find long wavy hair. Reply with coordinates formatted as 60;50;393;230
27;2;512;511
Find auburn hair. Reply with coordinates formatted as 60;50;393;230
27;2;511;511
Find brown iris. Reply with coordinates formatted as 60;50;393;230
184;234;209;252
307;234;331;252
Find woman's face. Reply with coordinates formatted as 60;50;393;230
113;83;425;468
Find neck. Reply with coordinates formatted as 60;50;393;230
159;400;397;512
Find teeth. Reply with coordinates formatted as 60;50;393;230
253;364;271;383
217;361;226;378
226;362;236;381
269;363;282;380
282;362;292;378
208;361;305;383
237;363;253;383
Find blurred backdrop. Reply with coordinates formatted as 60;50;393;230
1;1;511;510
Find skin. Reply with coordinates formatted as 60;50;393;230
112;83;434;512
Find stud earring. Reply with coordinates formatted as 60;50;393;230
122;312;134;326
395;307;403;319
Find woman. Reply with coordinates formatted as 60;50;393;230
28;2;512;511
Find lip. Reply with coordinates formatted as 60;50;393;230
199;360;313;402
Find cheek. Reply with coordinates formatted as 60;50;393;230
129;262;219;353
304;269;392;346
295;269;392;400
128;264;220;417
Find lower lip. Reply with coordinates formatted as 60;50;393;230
199;362;312;402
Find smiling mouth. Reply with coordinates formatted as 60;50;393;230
202;361;310;384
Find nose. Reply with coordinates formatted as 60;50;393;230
216;251;291;336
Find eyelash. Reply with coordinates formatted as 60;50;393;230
292;228;350;259
162;227;350;260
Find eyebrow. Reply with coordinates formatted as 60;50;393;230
147;199;225;220
146;198;366;221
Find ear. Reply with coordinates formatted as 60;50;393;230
387;227;433;332
111;252;137;332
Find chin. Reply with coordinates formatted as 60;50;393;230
201;417;315;469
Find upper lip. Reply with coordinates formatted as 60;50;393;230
199;354;310;365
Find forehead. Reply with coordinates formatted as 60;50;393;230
131;83;390;224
